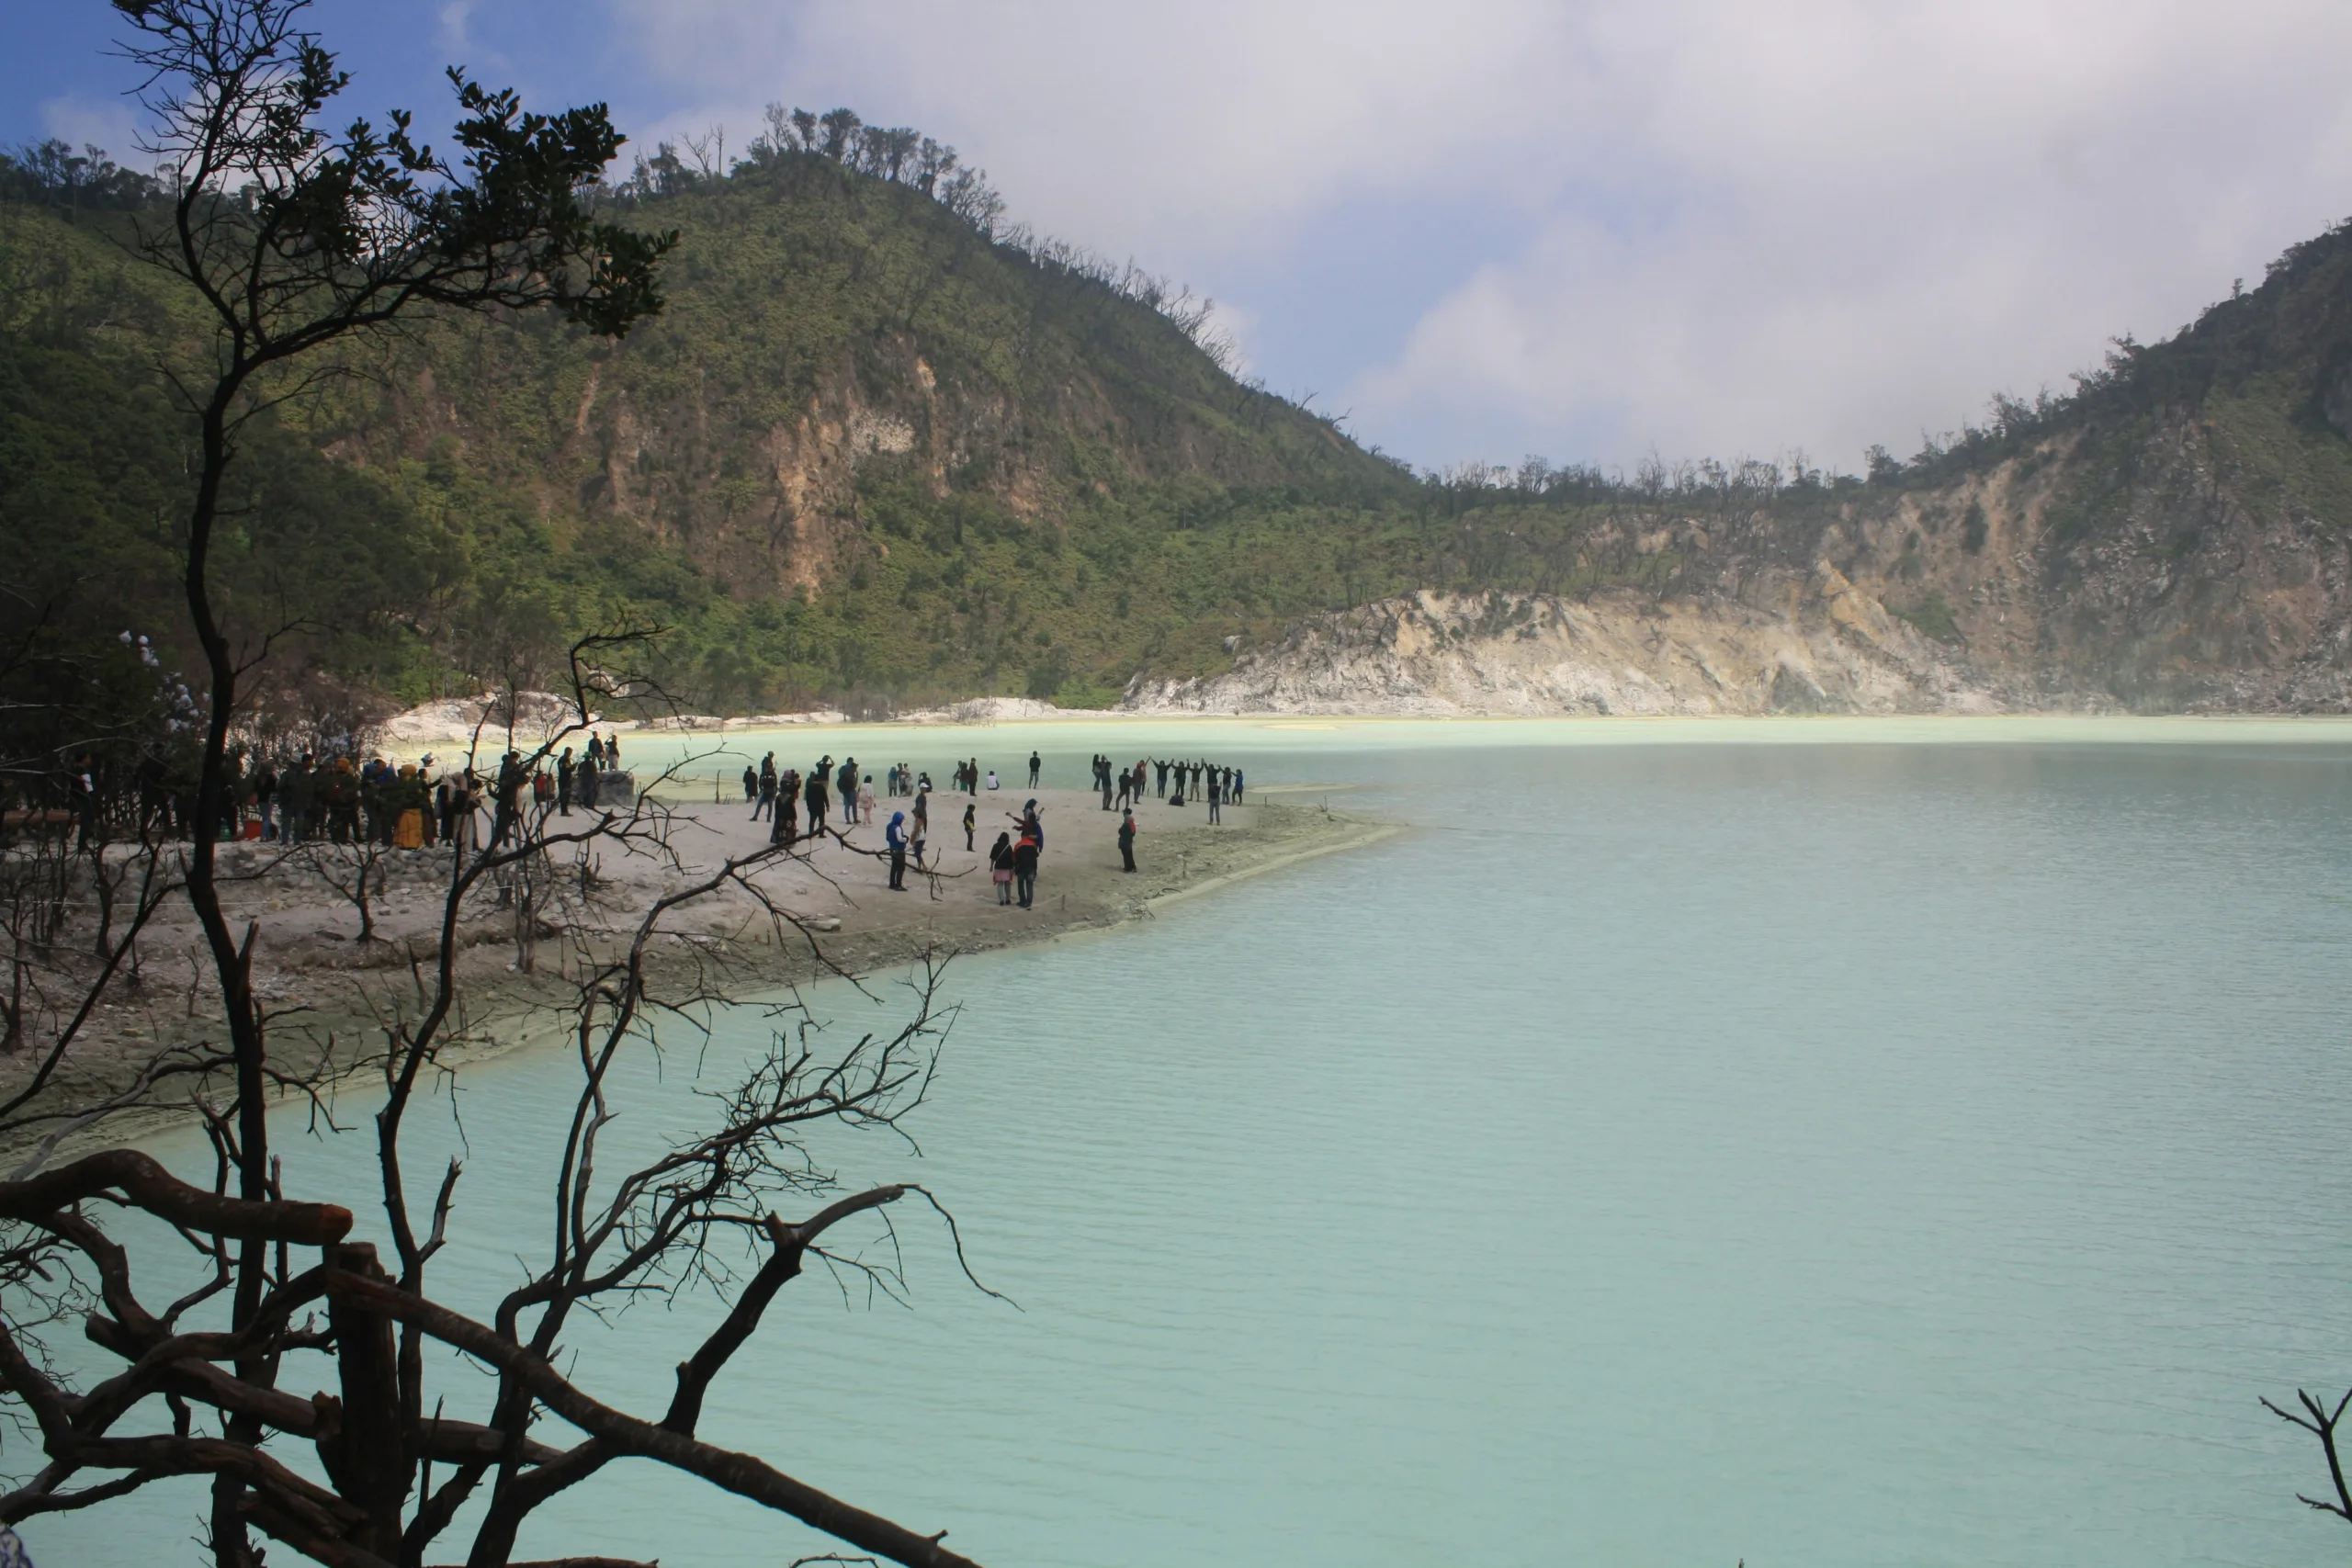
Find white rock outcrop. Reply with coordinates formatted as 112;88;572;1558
1124;581;2024;716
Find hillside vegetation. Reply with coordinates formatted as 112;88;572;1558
6;121;2352;718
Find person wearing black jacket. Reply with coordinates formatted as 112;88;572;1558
988;831;1014;904
836;758;859;824
1012;830;1039;908
490;751;526;849
804;762;829;834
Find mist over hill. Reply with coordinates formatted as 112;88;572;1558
5;122;2351;719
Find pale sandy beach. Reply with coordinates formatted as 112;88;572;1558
3;783;1392;1156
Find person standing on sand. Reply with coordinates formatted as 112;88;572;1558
910;783;929;868
838;758;860;824
454;770;481;855
805;763;829;835
1118;807;1137;873
741;763;758;807
860;773;878;829
886;810;909;890
1012;827;1039;908
492;750;529;850
393;764;428;850
962;800;976;852
989;831;1014;904
277;756;311;844
1028;750;1041;788
253;756;278;840
556;747;574;817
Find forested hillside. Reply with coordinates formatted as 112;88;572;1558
2;123;1444;717
6;118;2352;718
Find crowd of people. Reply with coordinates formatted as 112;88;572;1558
15;735;1253;922
1089;754;1244;822
14;733;633;855
727;748;1248;908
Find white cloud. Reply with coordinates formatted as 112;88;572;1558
437;2;476;55
40;93;137;162
1355;0;2352;468
615;0;1569;251
611;0;2352;468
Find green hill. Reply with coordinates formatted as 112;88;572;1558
0;136;1440;716
6;120;2352;718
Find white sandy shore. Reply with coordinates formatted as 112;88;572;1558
5;789;1394;1159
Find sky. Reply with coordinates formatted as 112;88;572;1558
8;0;2352;476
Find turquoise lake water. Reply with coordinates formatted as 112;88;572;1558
34;720;2352;1566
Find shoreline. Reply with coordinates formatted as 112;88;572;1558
5;796;1396;1163
378;710;2352;763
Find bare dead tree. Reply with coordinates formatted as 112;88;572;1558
0;5;991;1565
2265;1387;2352;1526
0;670;984;1564
305;834;390;944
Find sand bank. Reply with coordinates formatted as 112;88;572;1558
2;791;1393;1159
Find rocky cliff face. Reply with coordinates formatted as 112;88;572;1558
1771;415;2352;713
1131;413;2352;717
1124;581;2024;716
1135;239;2352;718
332;164;1398;604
